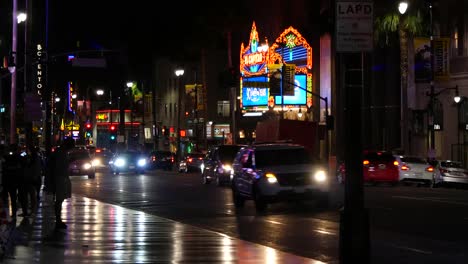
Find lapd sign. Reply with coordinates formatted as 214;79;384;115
336;1;373;52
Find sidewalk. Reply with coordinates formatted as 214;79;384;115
2;195;326;264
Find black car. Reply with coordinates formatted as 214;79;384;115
148;150;175;170
108;151;148;174
201;144;245;186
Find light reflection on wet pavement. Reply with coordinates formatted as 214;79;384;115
4;195;325;263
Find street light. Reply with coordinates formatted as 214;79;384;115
398;2;408;15
175;68;184;160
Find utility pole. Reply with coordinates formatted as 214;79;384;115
10;0;18;145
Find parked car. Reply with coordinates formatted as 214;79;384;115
337;150;400;185
393;155;435;186
108;150;148;174
201;144;245;186
432;160;468;188
68;150;96;179
231;143;330;211
148;150;175;170
178;153;205;173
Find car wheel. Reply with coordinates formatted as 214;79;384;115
254;187;267;212
317;194;329;209
232;186;245;208
202;173;211;185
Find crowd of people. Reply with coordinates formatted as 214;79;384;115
0;137;75;230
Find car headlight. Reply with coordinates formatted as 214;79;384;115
83;163;92;170
137;159;147;167
92;158;101;166
222;164;232;172
265;173;278;184
314;170;327;182
115;158;125;167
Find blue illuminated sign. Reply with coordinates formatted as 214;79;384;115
242;76;269;106
275;75;307;105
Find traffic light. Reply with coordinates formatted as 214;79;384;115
109;124;117;141
85;122;92;138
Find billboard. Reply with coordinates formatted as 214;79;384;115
242;76;269;106
275;75;307;105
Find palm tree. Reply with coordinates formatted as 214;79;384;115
374;1;427;154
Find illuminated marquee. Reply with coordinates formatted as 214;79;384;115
36;44;44;96
239;23;314;112
240;21;268;76
68;81;74;112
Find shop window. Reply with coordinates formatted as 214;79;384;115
217;101;230;117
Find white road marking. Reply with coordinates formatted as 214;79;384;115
391;244;433;255
393;196;468;206
265;220;285;225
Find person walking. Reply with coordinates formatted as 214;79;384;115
1;144;25;220
48;138;74;229
22;145;42;217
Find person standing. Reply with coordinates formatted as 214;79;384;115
49;138;74;229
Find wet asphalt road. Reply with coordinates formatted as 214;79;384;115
69;168;468;263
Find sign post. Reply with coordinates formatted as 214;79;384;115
336;1;373;263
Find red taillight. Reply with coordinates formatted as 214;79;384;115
426;166;434;172
393;161;399;166
401;165;409;171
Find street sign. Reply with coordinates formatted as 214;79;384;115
336;1;374;52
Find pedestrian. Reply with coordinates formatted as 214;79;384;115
49;138;74;229
1;144;25;220
22;145;42;216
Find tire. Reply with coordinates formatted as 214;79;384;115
317;194;329;209
232;187;245;208
202;173;211;185
254;187;267;212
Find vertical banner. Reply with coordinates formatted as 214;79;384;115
433;38;450;81
414;37;431;83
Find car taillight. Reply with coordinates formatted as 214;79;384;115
401;165;409;171
393;161;399;166
426;166;434;172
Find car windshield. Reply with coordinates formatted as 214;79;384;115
254;148;310;167
68;152;90;161
441;161;463;168
401;157;427;164
364;152;395;163
218;146;242;163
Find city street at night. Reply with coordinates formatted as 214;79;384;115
7;168;466;263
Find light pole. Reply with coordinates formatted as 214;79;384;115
398;1;409;154
175;68;184;160
9;0;19;145
427;85;460;158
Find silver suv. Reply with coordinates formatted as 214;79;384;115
230;143;330;211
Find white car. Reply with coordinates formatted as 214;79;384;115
432;160;468;187
393;155;435;186
231;143;330;211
